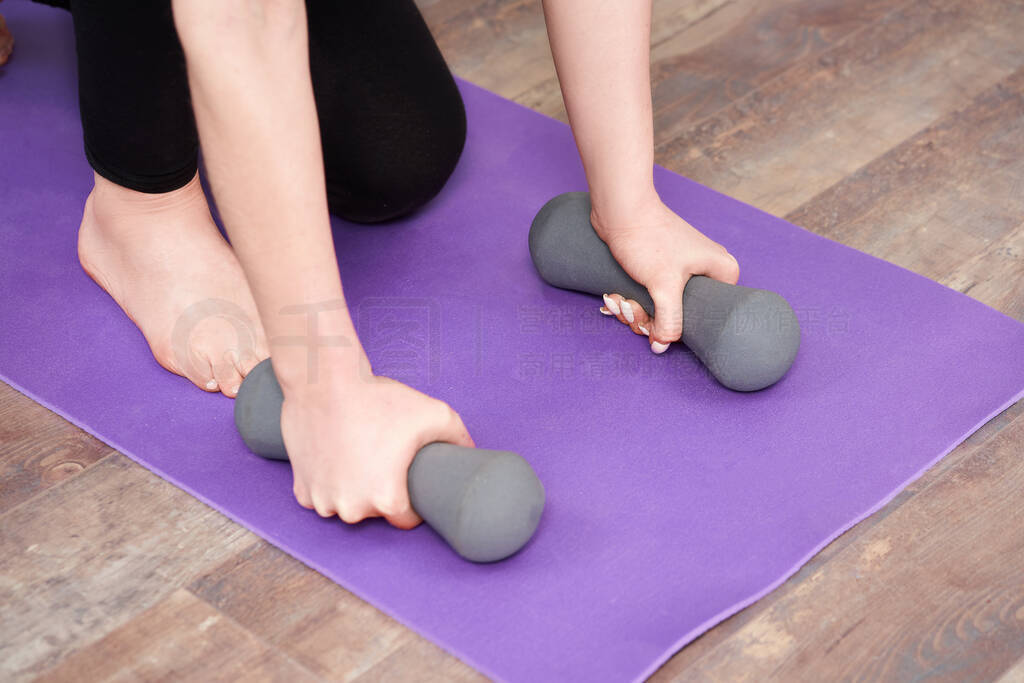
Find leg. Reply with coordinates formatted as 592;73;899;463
69;0;268;395
306;0;467;224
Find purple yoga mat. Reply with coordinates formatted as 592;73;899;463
2;4;1023;681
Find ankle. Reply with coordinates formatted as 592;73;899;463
90;171;205;217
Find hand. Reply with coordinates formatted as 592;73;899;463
591;196;740;353
280;363;475;529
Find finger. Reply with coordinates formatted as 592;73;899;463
374;487;423;530
649;274;688;349
702;249;741;285
293;480;314;509
603;293;634;328
427;403;476;450
622;298;652;336
311;494;337;519
336;500;373;525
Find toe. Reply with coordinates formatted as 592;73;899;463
214;350;244;397
187;352;219;393
235;345;263;378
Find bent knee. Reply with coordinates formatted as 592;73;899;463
326;83;466;224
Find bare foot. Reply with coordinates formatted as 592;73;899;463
78;172;269;396
0;12;14;66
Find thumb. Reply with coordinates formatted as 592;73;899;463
702;249;741;285
422;401;476;450
649;275;688;346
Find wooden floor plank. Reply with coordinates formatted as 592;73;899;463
0;382;112;514
506;0;738;120
648;0;909;148
656;0;1024;218
944;221;1024;321
188;543;485;682
658;406;1024;681
0;455;258;680
787;67;1024;289
2;0;1023;680
651;399;1024;679
35;588;321;683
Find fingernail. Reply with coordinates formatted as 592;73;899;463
652;341;670;354
205;379;218;390
602;294;620;315
230;385;240;395
599;306;615;316
638;325;649;335
620;300;635;323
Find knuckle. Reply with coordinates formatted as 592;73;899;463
374;492;405;517
336;503;364;525
310;492;336;517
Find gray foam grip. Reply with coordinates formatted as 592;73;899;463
529;192;800;391
234;358;545;562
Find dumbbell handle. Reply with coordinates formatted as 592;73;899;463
234;359;545;563
529;192;800;391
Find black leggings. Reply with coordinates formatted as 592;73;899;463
57;0;466;224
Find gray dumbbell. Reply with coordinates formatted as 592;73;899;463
529;192;801;391
234;358;545;563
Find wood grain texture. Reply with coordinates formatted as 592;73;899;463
787;66;1024;288
35;588;319;683
187;543;485;682
651;401;1024;682
1;0;1023;680
999;657;1024;683
0;381;112;514
0;455;258;680
656;0;1024;218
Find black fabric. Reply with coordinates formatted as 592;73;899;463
59;0;466;223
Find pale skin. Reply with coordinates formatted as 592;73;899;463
72;0;738;529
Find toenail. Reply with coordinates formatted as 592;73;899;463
205;379;218;390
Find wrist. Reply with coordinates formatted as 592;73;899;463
274;344;373;399
259;295;373;396
589;185;664;237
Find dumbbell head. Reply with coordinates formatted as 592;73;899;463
234;357;288;460
409;443;546;563
529;192;800;391
235;358;545;562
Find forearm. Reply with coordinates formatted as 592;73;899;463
172;0;366;392
541;0;658;228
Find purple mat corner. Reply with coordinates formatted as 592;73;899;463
2;4;1023;681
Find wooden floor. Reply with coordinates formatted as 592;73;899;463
3;0;1023;680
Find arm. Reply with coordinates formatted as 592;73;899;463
541;0;739;349
171;0;358;390
172;0;472;526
